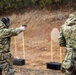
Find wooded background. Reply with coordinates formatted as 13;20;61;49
0;0;76;12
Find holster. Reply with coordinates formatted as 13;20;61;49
0;68;2;75
73;48;76;61
0;52;13;65
73;48;76;52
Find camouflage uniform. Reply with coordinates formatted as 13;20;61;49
58;13;76;75
0;21;23;75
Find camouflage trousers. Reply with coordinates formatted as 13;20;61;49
0;52;15;75
61;48;76;75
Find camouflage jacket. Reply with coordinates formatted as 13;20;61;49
0;21;23;53
58;12;76;48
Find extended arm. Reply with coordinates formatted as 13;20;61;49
0;26;25;38
58;27;66;47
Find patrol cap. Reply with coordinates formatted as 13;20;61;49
1;17;10;28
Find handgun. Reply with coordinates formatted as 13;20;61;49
22;24;27;27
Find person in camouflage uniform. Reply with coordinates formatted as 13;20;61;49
58;13;76;75
0;17;26;75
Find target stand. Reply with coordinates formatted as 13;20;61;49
46;28;62;70
13;58;25;66
47;62;61;70
13;31;25;66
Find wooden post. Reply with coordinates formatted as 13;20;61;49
60;47;62;63
14;36;17;58
51;38;53;61
22;32;25;59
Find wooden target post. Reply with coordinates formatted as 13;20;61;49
51;37;53;62
60;47;62;63
13;32;25;66
22;31;25;59
47;28;62;70
14;36;17;58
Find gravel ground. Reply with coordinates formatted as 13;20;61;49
14;66;64;75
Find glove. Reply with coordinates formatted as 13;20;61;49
20;26;25;30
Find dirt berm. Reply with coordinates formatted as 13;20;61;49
2;8;74;75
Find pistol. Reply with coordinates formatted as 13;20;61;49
22;24;27;27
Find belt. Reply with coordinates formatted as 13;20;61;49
72;48;76;61
0;51;10;54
